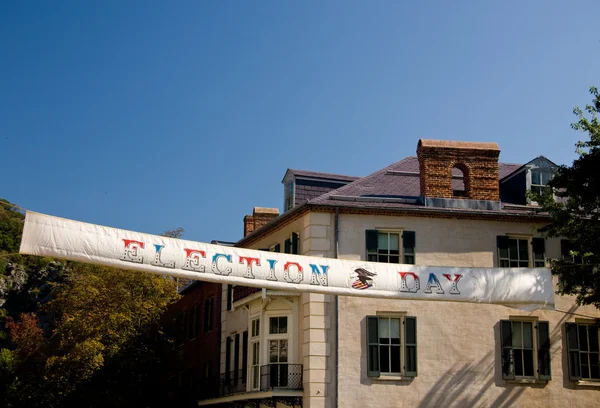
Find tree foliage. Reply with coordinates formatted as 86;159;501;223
538;86;600;308
0;199;182;407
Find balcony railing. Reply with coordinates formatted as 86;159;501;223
218;364;303;398
233;286;261;303
219;371;247;397
260;363;303;391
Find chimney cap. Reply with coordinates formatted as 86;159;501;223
253;207;279;215
418;139;499;151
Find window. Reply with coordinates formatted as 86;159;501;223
203;297;214;333
250;319;260;390
366;315;417;378
190;305;198;340
284;181;295;212
566;322;600;381
496;236;545;268
530;169;553;197
226;285;233;311
267;316;289;387
366;230;415;264
269;316;288;334
284;233;299;255
561;240;583;265
269;243;281;253
499;319;551;380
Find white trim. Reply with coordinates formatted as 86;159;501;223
197;390;303;406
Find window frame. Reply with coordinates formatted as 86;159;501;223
249;318;261;390
500;317;551;381
566;321;600;382
203;297;214;333
366;229;416;265
497;235;546;268
283;181;295;212
367;313;417;379
529;168;553;197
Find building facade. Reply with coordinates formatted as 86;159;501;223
192;140;600;408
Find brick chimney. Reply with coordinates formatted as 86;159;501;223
417;139;500;201
243;207;279;237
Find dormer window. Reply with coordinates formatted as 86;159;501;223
284;181;295;212
530;169;553;197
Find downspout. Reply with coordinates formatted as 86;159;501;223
334;207;339;408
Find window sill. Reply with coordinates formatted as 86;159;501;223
373;375;413;382
506;378;546;385
577;380;600;387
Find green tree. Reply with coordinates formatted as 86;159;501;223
538;86;600;308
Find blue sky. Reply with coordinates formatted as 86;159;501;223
1;1;599;243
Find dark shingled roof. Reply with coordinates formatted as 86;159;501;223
285;169;359;183
308;157;528;213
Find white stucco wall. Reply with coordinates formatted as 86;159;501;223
335;213;600;408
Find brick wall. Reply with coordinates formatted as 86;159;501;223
243;207;279;237
417;139;500;201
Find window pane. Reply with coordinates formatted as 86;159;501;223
379;255;388;263
390;255;400;263
512;322;522;348
514;350;523;377
522;322;533;349
390;346;401;373
389;234;399;251
279;317;288;334
523;349;534;376
579;325;589;352
379;318;390;340
270;317;278;334
269;340;279;363
279;340;288;362
390;318;400;340
508;239;518;260
518;240;529;262
541;172;551;185
378;233;389;250
589;328;599;352
499;260;509;267
532;170;541;185
582;354;590;379
380;346;390;373
590;353;599;379
252;343;260;364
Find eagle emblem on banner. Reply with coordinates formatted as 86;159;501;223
351;268;376;290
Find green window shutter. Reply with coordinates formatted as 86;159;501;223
532;238;545;266
292;232;299;254
537;321;551;380
566;323;582;381
403;231;416;265
497;236;509;265
242;331;248;384
225;336;232;383
366;230;378;253
233;333;240;385
284;239;291;254
366;316;380;377
404;316;417;377
500;320;515;379
560;240;572;260
226;285;233;311
274;243;281;253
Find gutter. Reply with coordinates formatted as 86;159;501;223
334;207;339;408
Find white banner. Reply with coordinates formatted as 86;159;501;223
19;211;554;310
